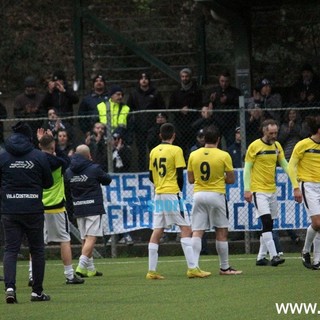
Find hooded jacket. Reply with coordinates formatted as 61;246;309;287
65;153;112;217
0;133;53;214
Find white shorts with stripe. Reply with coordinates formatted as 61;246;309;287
252;192;278;219
44;212;71;244
152;194;190;229
77;215;103;239
301;182;320;216
191;191;229;230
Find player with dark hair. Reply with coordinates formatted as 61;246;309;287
288;116;320;269
188;125;242;275
244;119;287;267
146;123;210;279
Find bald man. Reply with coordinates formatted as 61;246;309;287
65;144;112;278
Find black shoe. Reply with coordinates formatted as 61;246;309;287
302;252;312;269
312;262;320;270
6;289;17;304
256;258;270;266
30;292;51;302
28;277;33;287
271;255;285;266
66;274;85;285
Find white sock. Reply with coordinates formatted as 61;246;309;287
216;240;229;270
148;243;159;271
313;233;320;264
64;264;74;279
29;260;33;279
257;235;268;260
191;237;202;267
303;225;317;254
78;255;89;269
87;257;95;272
180;237;196;269
262;232;277;259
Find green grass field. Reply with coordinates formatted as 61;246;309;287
1;253;319;320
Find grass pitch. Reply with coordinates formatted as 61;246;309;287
1;253;319;320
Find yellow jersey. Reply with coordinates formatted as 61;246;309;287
289;137;320;182
187;147;233;194
149;143;186;194
245;139;285;192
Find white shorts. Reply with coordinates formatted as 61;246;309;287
253;192;278;219
301;182;320;216
152;194;190;229
77;215;103;239
44;212;71;244
191;191;229;230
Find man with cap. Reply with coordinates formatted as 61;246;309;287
41;70;79;120
247;78;282;123
227;126;242;168
78;74;109;134
14;76;43;143
147;112;168;151
289;63;320;120
0;121;53;303
94;85;131;141
127;72;165;171
169;67;202;159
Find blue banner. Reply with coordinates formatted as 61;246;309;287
102;169;309;235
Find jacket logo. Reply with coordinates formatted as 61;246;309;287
9;161;34;169
70;175;88;182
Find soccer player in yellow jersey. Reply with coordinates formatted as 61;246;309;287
188;125;242;275
146;123;210;280
288;116;320;270
244;119;287;267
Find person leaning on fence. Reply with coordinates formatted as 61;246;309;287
188;125;242;275
78;74;109;134
243;119;287;267
35;129;84;285
146;122;211;280
127;72;166;171
1;121;53;303
288;115;320;270
65;144;112;278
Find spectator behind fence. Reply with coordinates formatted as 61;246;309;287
56;129;75;158
78;74;108;134
289;63;320;119
127;72;165;171
42;108;73;141
147;112;168;151
41;70;79;122
65;144;112;278
207;70;241;146
0;101;7;145
227;126;242;168
85;122;108;170
278;109;303;161
14;76;43;142
246;103;266;145
191;106;218;133
1;121;53;303
247;78;282;123
168;68;202;158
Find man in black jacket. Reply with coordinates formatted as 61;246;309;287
0;122;53;303
65;144;112;278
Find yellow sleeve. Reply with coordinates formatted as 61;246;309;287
243;162;253;191
288;157;299;189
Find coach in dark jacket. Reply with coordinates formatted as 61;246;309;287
65;144;112;278
1;121;53;303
